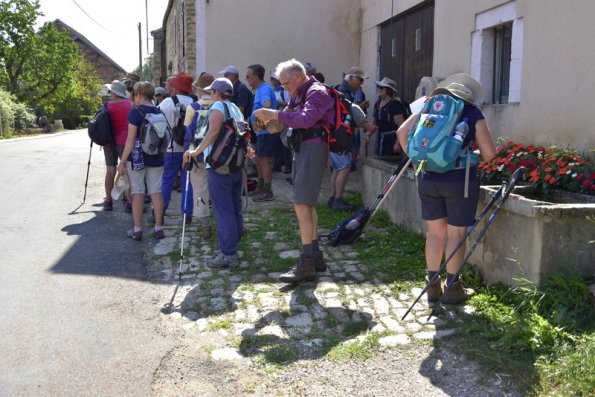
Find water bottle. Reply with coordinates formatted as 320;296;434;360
344;114;352;125
453;118;469;143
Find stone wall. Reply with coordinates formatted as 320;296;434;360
163;0;196;78
76;41;126;84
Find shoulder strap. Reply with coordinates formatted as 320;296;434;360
172;95;179;106
221;101;231;121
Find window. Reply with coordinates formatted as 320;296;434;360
493;23;512;104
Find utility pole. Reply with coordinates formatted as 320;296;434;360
145;0;149;53
138;22;142;75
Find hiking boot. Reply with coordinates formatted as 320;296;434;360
127;229;142;241
206;251;239;269
202;225;212;239
279;256;317;283
426;275;443;303
314;251;327;272
441;281;471;304
252;191;274;202
248;187;265;197
332;198;356;212
153;228;165;239
103;199;113;211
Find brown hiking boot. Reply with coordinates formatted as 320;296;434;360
441;281;471;304
313;251;327;272
202;225;212;239
279;256;317;283
426;275;443;303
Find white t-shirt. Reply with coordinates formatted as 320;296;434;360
159;94;194;152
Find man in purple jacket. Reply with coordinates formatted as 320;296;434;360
254;59;334;283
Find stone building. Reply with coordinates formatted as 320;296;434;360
51;19;127;84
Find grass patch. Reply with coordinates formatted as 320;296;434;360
458;269;594;395
206;318;233;332
326;333;380;361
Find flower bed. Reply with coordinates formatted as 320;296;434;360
479;139;595;198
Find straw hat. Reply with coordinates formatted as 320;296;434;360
375;77;399;95
193;72;215;95
345;66;368;79
431;73;483;105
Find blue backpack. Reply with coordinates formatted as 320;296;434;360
407;94;471;174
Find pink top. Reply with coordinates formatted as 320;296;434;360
107;100;132;145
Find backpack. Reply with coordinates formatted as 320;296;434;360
88;104;113;146
138;108;172;155
324;86;354;153
205;102;250;174
406;94;469;174
171;95;188;147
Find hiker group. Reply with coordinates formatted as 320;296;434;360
92;58;497;305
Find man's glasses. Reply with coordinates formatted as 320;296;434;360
280;74;294;88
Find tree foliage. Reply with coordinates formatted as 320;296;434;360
0;0;102;129
132;53;155;82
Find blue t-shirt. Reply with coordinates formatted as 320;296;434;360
127;104;165;167
251;82;277;135
421;104;485;182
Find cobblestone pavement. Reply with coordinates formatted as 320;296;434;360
148;169;519;396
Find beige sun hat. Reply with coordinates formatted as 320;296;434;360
431;73;483;105
375;77;399;95
193;72;215;95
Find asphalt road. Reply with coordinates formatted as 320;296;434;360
0;130;174;396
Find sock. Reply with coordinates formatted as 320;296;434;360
302;243;313;257
428;271;439;283
446;273;460;286
154;225;163;232
200;216;210;226
312;239;320;253
133;226;142;233
264;182;272;193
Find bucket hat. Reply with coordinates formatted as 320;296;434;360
345;66;368;79
193;72;215;94
171;72;193;94
431;73;483;105
107;80;129;99
375;77;399;95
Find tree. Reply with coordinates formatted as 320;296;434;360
0;0;41;93
132;53;154;82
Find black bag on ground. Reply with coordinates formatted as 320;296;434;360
88;104;113;146
171;95;187;146
205;102;250;174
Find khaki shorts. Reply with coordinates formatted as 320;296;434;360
126;163;164;195
104;145;124;167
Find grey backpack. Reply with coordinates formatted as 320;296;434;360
138;109;172;155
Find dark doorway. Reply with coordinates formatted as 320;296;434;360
379;1;434;103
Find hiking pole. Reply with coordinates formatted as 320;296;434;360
401;180;506;321
426;167;527;321
161;165;192;314
83;140;93;203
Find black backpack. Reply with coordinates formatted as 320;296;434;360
88;104;113;146
171;95;188;146
205;102;250;174
324;85;354;153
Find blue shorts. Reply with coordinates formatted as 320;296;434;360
256;133;282;157
330;151;352;171
417;177;480;227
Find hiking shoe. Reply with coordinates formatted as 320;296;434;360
314;251;327;272
202;225;212;239
154;229;165;239
332;198;356;212
127;229;142;241
441;281;471;304
206;251;239;269
248;187;265;197
326;197;334;208
252;191;274;202
279;256;317;283
425;275;443;303
103;199;113;211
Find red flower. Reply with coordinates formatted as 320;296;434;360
590;172;595;180
558;167;569;175
549;178;557;185
577;173;585;180
544;167;553;173
582;180;592;188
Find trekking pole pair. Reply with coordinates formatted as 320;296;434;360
161;165;192;314
402;167;527;321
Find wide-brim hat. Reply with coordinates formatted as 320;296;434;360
171;71;194;94
431;73;483;105
107;80;130;99
345;66;368;79
193;72;215;94
375;77;398;95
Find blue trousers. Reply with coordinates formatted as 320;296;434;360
208;169;243;255
162;151;193;216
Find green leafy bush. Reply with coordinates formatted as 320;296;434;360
0;88;36;135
